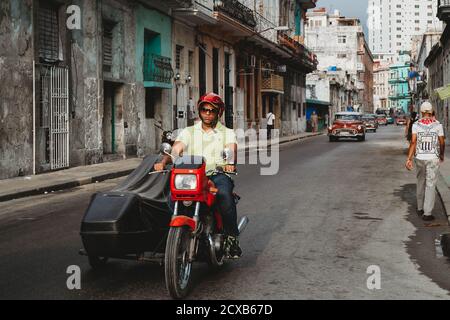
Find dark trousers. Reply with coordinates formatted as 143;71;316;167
267;124;274;140
168;173;239;236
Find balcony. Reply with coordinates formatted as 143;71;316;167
170;0;216;25
143;53;173;88
254;12;278;43
261;74;284;94
278;32;318;71
213;0;256;30
298;0;318;9
438;0;450;21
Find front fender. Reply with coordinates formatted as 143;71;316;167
169;215;196;231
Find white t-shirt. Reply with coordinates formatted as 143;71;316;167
412;118;444;160
267;112;275;126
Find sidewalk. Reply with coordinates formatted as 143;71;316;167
436;148;450;223
0;131;323;202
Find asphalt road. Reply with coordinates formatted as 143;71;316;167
1;125;450;299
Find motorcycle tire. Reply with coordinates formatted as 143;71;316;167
88;256;108;270
165;226;193;299
207;234;225;269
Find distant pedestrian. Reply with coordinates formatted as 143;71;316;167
405;111;418;143
266;110;275;140
311;111;318;133
405;102;445;221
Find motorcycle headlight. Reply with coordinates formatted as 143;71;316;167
174;174;197;190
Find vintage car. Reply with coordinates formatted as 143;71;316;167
376;114;388;126
386;116;394;124
328;112;366;142
396;115;407;126
362;114;379;132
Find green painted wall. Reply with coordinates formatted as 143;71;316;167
135;5;172;83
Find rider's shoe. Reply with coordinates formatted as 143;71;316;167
225;235;242;259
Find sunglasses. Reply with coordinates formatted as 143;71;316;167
200;107;219;115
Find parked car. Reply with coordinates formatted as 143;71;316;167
362;114;378;132
386;116;394;124
328;112;366;142
396;115;407;126
376;114;388;126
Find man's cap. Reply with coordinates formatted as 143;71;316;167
420;101;433;113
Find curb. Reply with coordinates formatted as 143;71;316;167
0;133;324;203
0;168;135;203
436;171;450;225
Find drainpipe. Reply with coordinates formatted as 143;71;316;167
33;60;36;175
32;0;36;175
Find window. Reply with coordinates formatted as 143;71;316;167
145;88;159;119
337;53;347;58
213;48;219;94
175;45;184;70
103;20;115;72
188;50;193;76
38;3;61;62
338;35;347;44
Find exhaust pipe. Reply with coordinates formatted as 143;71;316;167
238;216;249;234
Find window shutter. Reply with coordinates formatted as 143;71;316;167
38;5;59;62
103;21;114;72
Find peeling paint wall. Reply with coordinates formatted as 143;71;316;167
0;0;34;179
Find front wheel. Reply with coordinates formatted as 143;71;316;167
165;226;194;299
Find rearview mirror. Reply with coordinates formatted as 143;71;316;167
160;142;172;155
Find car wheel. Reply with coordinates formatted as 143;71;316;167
329;136;336;142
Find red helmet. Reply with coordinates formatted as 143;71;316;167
197;92;225;117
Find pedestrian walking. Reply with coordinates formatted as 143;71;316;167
405;102;445;221
405;111;418;143
266;110;275;140
311;111;318;133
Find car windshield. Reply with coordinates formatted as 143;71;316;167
363;117;375;121
335;114;361;121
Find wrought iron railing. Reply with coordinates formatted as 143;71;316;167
278;31;317;70
143;53;174;83
214;0;256;29
254;11;278;43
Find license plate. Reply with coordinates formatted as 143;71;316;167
340;131;350;136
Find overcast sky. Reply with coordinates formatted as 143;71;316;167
315;0;369;37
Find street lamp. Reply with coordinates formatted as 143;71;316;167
258;25;290;33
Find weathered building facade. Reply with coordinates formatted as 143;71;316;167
305;8;374;113
0;0;318;180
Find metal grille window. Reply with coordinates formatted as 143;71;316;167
175;45;184;70
103;21;114;72
38;5;60;62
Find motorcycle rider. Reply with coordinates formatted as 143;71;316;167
154;93;242;258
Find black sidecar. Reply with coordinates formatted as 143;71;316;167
80;155;172;267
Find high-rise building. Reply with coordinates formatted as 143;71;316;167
368;0;442;55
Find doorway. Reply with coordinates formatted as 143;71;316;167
103;81;124;156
